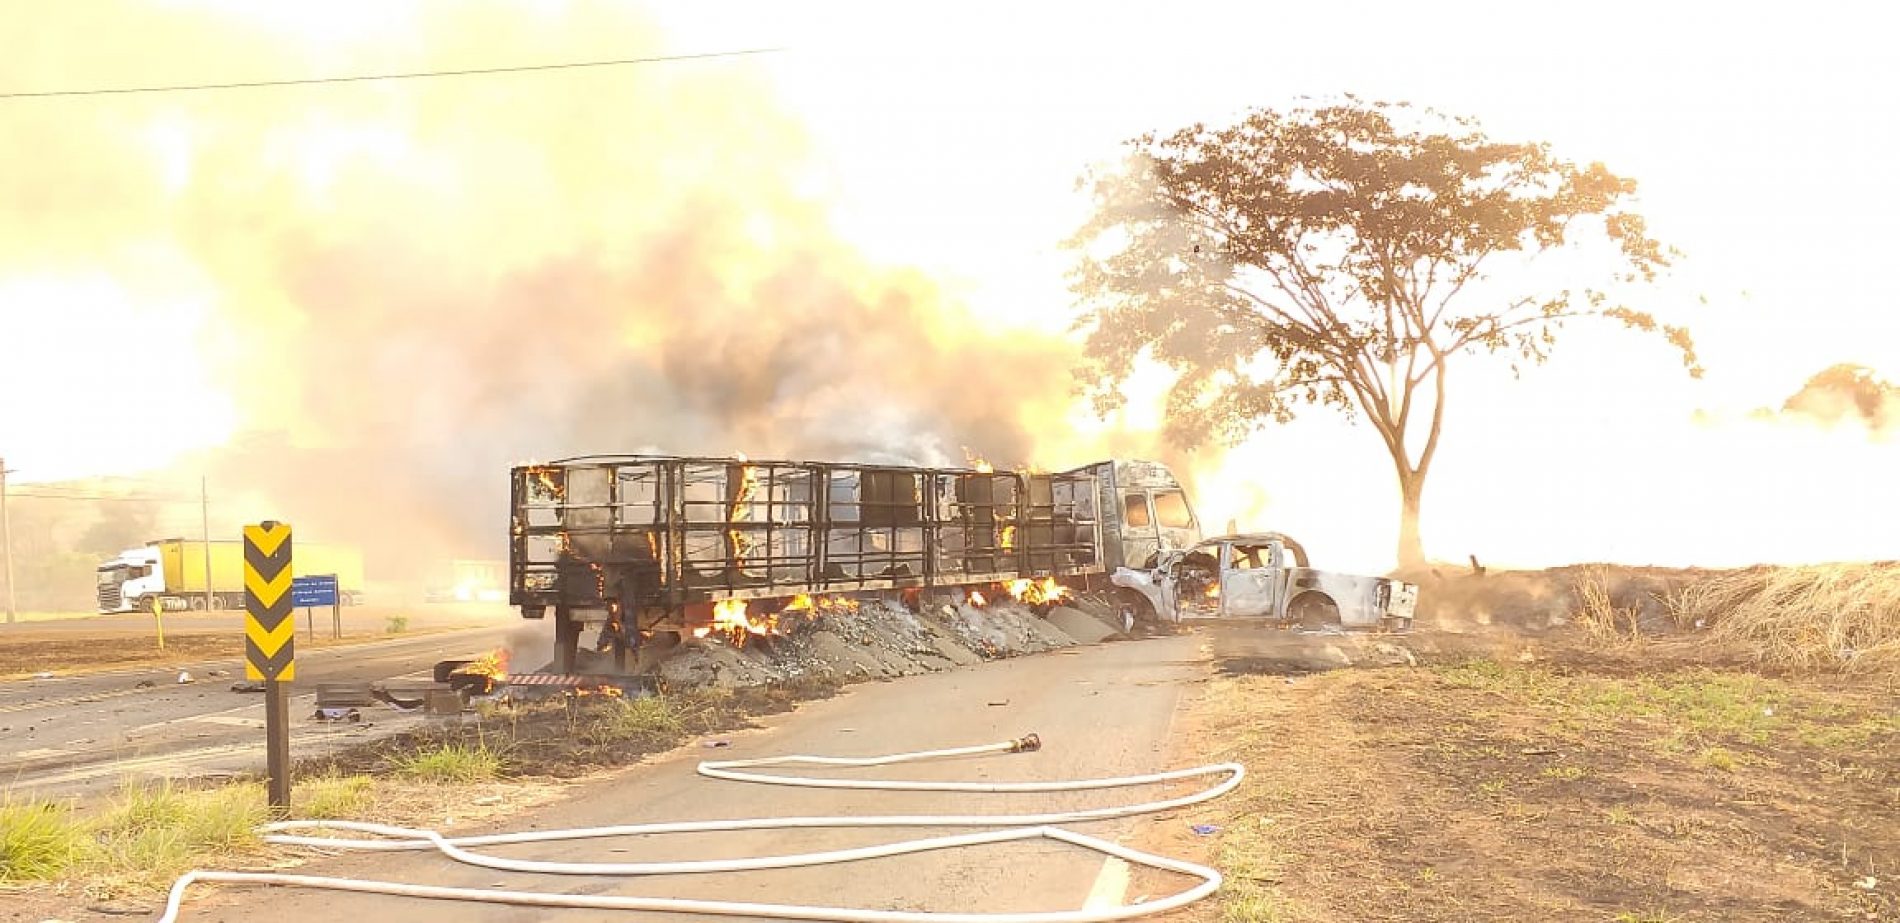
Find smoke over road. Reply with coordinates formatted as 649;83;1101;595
0;3;1192;580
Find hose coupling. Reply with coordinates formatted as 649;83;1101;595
1009;733;1042;753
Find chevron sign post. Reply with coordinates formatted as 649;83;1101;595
243;521;294;810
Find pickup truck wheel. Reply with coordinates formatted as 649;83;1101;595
1115;589;1158;628
1289;592;1340;630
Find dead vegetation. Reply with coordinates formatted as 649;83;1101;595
1672;564;1900;671
1182;644;1899;922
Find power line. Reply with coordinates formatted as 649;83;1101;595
0;47;783;100
9;492;204;503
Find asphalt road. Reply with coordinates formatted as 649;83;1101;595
177;632;1213;922
0;621;531;795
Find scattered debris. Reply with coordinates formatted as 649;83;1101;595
230;681;266;693
702;739;732;749
176;671;195;684
1857;876;1879;891
1190;824;1222;836
373;688;427;711
134;679;156;689
32;671;54;679
987;700;1010;707
1520;747;1559;756
313;707;362;723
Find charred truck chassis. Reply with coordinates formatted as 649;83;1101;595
510;455;1105;672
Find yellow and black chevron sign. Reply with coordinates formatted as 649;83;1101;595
243;521;295;681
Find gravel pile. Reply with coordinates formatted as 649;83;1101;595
648;594;1125;690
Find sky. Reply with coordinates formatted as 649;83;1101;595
2;0;1896;572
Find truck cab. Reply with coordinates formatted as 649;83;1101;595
96;547;164;614
1112;532;1417;632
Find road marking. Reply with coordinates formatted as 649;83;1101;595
193;715;266;729
0;686;149;715
1084;856;1132;910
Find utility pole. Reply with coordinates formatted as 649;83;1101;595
1;457;15;623
201;476;214;612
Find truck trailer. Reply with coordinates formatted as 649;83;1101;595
97;538;365;614
508;453;1419;676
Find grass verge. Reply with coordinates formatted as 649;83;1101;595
1193;650;1898;922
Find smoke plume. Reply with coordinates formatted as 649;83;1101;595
2;2;1164;582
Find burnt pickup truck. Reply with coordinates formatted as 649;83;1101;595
1111;531;1417;632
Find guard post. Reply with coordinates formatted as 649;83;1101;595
243;521;295;812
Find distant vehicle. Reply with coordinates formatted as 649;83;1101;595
1111;532;1417;632
507;455;1205;672
96;538;365;613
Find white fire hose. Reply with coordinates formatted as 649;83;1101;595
158;734;1244;922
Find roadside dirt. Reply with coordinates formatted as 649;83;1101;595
1176;629;1900;922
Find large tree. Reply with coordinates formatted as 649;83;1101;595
1070;98;1698;569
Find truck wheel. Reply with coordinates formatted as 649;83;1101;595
188;596;206;611
1289;592;1341;631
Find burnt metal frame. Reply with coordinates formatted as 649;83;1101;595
510;455;1103;630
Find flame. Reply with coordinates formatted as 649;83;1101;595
728;465;760;567
1000;525;1017;550
967;589;988;607
1204;582;1221;599
783;593;860;615
1005;577;1070;606
526;466;563;501
451;648;510;693
696;597;790;645
965;448;995;474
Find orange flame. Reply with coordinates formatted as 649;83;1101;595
695;597;792;645
968;589;989;607
1000;525;1016;550
451;648;510;693
728;465;760;566
1005;577;1069;606
1204;582;1221;599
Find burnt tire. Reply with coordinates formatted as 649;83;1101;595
1289;592;1340;631
1116;588;1158;629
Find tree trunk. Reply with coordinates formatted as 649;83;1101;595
1396;471;1426;572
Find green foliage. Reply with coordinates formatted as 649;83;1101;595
581;695;687;747
298;774;375;819
384;614;410;634
0;797;86;881
88;781;268;892
393;741;502;782
1070;97;1696;565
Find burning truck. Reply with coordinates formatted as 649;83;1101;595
508;454;1416;673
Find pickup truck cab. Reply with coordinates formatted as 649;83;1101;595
1111;531;1417;632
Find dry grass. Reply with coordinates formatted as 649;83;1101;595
1671;564;1900;671
1573;566;1645;645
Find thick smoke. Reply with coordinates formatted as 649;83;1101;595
2;3;1150;580
1777;363;1900;433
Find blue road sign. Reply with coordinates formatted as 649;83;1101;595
291;575;339;607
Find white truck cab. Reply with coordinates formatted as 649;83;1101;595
96;547;165;614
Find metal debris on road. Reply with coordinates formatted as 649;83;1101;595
176;671;194;684
1190;824;1221;835
702;739;732;748
312;707;361;723
230;681;266;693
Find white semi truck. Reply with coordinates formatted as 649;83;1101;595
97;538;365;613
